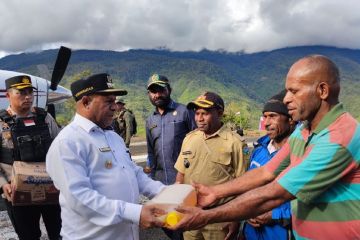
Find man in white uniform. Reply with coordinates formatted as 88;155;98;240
46;73;165;240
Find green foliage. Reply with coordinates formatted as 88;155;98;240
222;101;262;130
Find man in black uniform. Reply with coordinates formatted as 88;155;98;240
0;75;61;240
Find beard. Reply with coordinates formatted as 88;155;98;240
150;95;171;108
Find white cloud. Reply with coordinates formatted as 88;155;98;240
0;0;359;55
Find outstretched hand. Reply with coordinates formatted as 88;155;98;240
139;205;166;229
192;182;218;208
167;206;209;231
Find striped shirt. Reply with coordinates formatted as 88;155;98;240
266;103;360;240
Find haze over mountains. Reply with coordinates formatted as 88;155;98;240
1;45;360;128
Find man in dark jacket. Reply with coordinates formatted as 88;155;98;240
145;74;196;185
145;74;196;240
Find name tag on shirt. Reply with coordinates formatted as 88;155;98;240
99;147;111;152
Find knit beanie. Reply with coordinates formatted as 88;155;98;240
262;90;290;117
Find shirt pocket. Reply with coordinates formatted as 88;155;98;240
173;120;187;137
207;151;234;182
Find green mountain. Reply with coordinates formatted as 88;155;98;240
1;46;360;131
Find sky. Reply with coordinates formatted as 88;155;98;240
0;0;359;58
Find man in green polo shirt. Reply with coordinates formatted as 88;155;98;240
167;55;360;239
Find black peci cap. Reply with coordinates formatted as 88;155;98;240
71;73;127;101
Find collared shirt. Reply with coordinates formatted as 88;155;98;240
175;125;247;231
0;107;60;191
266;103;360;239
267;139;278;154
245;135;291;240
175;125;247;194
146;100;196;185
46;114;164;240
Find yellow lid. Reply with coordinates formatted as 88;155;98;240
166;211;181;227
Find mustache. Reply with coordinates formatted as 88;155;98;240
265;126;274;131
154;96;167;101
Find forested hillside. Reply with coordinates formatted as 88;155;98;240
1;46;360;132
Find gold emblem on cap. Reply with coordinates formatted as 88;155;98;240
105;160;113;169
197;95;206;100
107;75;113;83
151;74;159;81
22;77;30;84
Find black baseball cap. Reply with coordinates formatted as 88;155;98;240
5;75;37;90
187;92;224;110
71;73;127;101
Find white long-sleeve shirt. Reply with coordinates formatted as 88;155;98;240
46;113;164;240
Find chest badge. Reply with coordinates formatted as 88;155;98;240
173;111;177;116
99;147;111;152
105;160;113;169
182;151;192;168
184;158;190;168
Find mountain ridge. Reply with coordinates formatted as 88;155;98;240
1;45;359;128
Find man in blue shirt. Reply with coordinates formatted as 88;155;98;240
146;74;196;185
146;74;196;240
243;90;296;240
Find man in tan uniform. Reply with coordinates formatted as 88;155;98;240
174;92;248;240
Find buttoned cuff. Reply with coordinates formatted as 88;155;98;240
123;202;143;225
